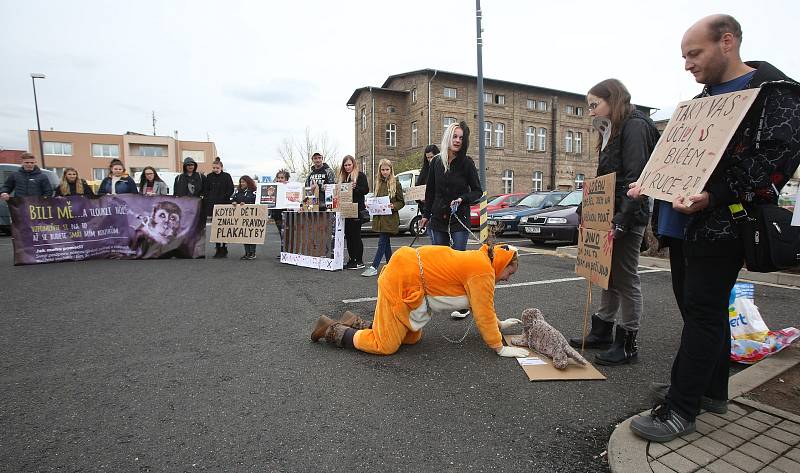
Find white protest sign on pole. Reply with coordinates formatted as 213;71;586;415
637;88;761;202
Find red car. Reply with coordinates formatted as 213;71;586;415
470;193;528;226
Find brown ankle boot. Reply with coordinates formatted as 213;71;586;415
338;311;372;330
325;323;350;347
311;315;336;342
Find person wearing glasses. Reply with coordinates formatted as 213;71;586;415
568;79;659;366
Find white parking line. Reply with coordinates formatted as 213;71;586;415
341;268;667;303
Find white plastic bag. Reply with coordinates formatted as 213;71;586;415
729;283;769;341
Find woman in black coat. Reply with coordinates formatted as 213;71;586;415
232;175;258;260
55;167;95;198
338;155;370;269
202;158;235;258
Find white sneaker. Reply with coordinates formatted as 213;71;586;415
451;309;470;319
361;266;378;277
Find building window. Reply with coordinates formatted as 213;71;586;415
565;105;574;115
411;121;418;148
444;87;457;99
527;99;535;110
495;94;505;105
538;100;548;112
565;131;573;153
532;171;543;191
575;173;585;189
93;168;108;180
483;92;492;104
411;88;417;103
502;169;514;193
575;106;584;117
484;121;492;147
182;150;205;163
526;127;535;151
385;123;397;148
575;132;583;155
386;105;396;113
495;123;505;148
360;107;366;131
139;145;168;157
43;142;72;156
92;144;119;158
538;128;547;151
443;117;458;129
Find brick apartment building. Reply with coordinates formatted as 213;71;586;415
347;69;655;195
26;130;217;181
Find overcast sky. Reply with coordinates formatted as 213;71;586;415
2;0;798;176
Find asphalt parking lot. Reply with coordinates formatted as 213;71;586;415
1;228;798;472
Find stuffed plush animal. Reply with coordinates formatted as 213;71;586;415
510;308;588;369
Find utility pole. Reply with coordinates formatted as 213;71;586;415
152;111;157;136
476;1;488;242
30;73;46;169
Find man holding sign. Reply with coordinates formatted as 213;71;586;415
629;14;800;443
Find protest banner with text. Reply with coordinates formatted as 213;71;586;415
210;204;268;244
637;89;761;202
9;195;205;265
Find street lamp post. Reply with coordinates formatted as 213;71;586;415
30;73;46;170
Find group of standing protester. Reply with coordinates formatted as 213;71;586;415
311;13;800;448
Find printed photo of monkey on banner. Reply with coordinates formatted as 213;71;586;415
8;195;205;265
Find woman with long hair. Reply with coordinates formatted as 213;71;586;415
55;167;94;197
203;158;235;258
361;159;403;277
138;166;169;196
98;159;138;195
311;242;525;357
232;175;258;260
568;78;659;366
338;155;369;270
420;121;482;318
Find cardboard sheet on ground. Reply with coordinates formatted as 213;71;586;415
503;335;606;382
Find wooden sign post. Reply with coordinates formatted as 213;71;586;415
637;89;761;202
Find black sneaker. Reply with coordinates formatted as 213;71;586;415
649;382;728;414
345;260;357;270
630;404;696;443
353;262;366;270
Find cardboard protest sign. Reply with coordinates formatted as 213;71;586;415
502;335;606;382
404;185;426;201
335;183;358;219
638;88;761;202
210;204;268;244
575;227;613;290
8;195;205;264
580;172;615;231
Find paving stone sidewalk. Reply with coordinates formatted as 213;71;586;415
608;347;800;473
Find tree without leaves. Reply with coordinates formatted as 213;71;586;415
276;127;340;182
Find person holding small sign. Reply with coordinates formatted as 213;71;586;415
568;79;660;366
338;155;369;270
361;159;404;277
232;175;258;260
270;169;290;259
627;14;800;443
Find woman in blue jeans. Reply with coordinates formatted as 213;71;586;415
420;121;482;317
361;159;404;277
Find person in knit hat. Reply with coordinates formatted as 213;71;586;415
310;243;527;357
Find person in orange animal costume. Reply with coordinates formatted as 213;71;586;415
311;243;528;357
